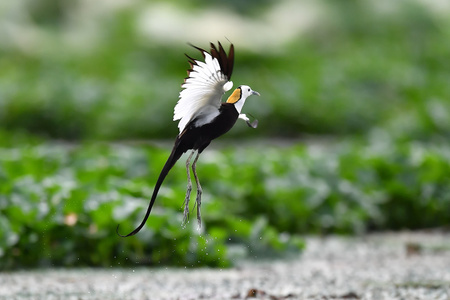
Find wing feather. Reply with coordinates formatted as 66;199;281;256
173;42;235;133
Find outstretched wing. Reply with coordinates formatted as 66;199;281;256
174;42;235;133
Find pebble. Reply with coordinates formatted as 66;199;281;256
0;232;449;300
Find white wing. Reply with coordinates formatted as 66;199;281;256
174;43;234;133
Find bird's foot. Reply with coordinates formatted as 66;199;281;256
195;188;202;229
182;210;190;227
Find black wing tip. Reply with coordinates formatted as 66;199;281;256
212;41;234;79
187;42;208;57
247;119;258;129
185;41;235;79
245;113;258;129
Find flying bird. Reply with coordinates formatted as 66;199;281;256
117;42;260;237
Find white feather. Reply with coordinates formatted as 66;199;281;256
174;52;232;133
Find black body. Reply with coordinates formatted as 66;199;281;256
117;103;238;236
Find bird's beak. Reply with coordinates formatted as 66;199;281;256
252;90;260;96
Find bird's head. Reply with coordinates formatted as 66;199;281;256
226;85;260;113
240;85;260;99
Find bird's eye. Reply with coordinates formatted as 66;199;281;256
248;88;250;92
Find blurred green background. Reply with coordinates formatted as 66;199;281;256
1;0;449;269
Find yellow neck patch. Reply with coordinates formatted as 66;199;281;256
226;88;242;104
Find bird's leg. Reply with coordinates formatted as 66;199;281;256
192;151;203;228
183;150;195;226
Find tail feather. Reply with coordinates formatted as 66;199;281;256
117;140;184;237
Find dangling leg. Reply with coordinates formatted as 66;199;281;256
183;150;195;225
192;151;203;228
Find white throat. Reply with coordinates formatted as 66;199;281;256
234;98;246;114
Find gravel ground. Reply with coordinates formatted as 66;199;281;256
1;231;450;300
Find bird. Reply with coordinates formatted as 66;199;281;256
117;42;260;237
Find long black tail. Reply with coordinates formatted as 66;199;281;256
116;139;184;237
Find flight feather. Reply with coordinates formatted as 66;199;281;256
174;42;235;133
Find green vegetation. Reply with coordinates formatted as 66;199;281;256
1;1;449;140
1;132;449;269
1;0;449;268
0;133;304;269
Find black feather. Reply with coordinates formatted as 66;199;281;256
184;42;235;81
